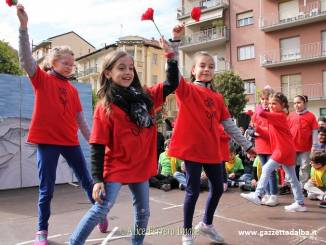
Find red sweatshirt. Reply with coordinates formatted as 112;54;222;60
168;77;231;163
257;111;295;165
287;111;319;152
251;112;272;154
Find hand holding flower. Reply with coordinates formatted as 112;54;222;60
172;22;185;41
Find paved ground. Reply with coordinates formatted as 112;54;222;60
0;184;325;245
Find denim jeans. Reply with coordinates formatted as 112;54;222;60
69;181;150;245
173;171;186;186
37;144;93;231
258;154;278;195
295;151;311;187
255;158;304;204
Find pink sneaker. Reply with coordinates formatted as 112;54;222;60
97;217;108;233
34;230;48;245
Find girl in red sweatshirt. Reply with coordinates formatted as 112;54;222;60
251;87;278;206
241;92;307;212
288;95;319;188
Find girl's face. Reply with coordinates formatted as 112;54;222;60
105;55;134;87
53;54;75;77
269;98;283;112
191;55;215;83
260;95;269;110
293;97;305;112
311;161;323;170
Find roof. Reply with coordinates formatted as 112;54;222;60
33;31;95;51
75;43;118;61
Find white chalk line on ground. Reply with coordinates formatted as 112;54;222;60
16;233;69;245
162;204;184;210
100;226;118;245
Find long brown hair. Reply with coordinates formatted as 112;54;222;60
96;50;150;111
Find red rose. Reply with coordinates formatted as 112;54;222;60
141;8;154;21
246;110;254;117
6;0;18;7
140;7;163;38
191;7;201;22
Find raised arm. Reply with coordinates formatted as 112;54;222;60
160;23;185;99
17;4;37;77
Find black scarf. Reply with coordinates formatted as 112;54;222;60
111;84;154;128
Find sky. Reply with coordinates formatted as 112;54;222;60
0;0;180;50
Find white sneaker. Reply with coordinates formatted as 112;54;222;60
265;195;279;207
194;221;224;243
240;192;261;205
284;202;307;212
261;195;270;205
182;235;194;245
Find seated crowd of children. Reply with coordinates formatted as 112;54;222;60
152;119;326;209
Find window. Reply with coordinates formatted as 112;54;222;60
200;0;213;9
152;75;158;84
322;31;326;55
152;54;158;65
244;79;256;94
200;25;220;42
238;45;255;60
138;72;142;80
320;108;326;116
321;0;326;12
237;11;254;27
279;0;299;21
280;37;300;61
126;48;134;58
281;74;301;100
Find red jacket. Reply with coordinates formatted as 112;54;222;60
287;111;319;152
251;112;272;154
257;111;295;165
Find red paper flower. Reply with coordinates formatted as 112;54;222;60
191;7;201;22
140;7;163;38
141;8;154;21
6;0;18;7
246;110;254;117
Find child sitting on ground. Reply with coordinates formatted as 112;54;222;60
225;146;244;187
304;151;326;208
240;156;261;192
149;139;183;191
312;126;326;152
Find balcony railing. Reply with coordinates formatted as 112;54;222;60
273;83;326;101
260;41;326;68
76;66;98;78
180;26;227;49
177;0;229;18
260;0;326;31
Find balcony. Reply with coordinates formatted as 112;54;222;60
180;26;228;52
260;0;326;32
76;66;98;78
273;83;326;101
177;0;229;19
260;41;326;68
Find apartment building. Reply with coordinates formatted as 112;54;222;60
177;0;326;118
76;36;166;93
32;31;96;67
231;0;326;117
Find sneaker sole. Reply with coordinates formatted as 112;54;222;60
195;228;224;244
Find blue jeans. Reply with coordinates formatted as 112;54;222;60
183;161;223;234
295;151;311;187
37;144;93;231
255;158;304;204
69;181;150;245
258;154;278;195
173;171;186;186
